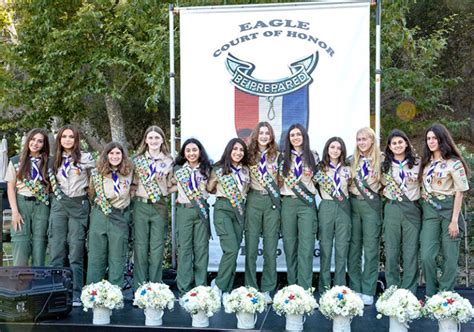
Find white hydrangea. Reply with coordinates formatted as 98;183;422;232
179;286;221;317
375;286;422;325
272;284;318;316
223;286;266;314
423;291;474;324
133;282;176;311
319;285;364;319
80;280;124;312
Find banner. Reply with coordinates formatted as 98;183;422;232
179;1;370;271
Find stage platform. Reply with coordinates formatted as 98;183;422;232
1;287;473;331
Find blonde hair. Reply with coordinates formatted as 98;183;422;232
351;127;381;181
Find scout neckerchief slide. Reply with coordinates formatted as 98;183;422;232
175;165;211;237
133;154;163;203
91;169;113;215
216;167;246;225
12;155;50;205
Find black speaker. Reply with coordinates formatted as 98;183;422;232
0;267;73;321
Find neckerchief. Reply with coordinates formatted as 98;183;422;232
314;167;350;216
279;158;315;207
91;169;113;215
30;157;42;183
21;156;49;205
112;170;121;196
249;158;281;209
425;160;439;187
61;155;71;179
361;156;370;180
330;162;342;196
258;150;268;177
133;154;163;203
394;159;408;191
353;159;380;212
216;167;246;224
292;150;303;180
175;164;210;233
148;156;160;182
231;165;244;192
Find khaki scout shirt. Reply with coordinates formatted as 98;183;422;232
5;158;47;196
382;159;421;201
318;165;351;200
174;163;209;204
207;166;250;199
349;157;381;196
423;157;469;196
134;151;173;198
249;152;279;191
55;152;95;197
100;172;133;209
280;151;319;196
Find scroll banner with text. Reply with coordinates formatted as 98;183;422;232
179;1;370;271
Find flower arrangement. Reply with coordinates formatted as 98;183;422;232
272;285;318;316
80;280;124;312
223;286;266;314
179;286;221;317
423;291;474;323
133;282;176;311
319;285;364;319
375;286;422;324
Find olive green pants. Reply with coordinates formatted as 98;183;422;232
214;198;243;293
281;196;317;290
318;199;351;292
420;199;460;296
347;197;381;296
86;206;130;287
11;194;49;266
244;190;280;292
132;199;168;289
49;195;89;298
176;205;209;295
383;200;421;294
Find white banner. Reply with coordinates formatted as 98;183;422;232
179;1;370;271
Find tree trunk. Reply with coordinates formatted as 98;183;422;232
104;93;128;151
74;118;107;152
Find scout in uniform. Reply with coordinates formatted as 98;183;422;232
245;122;280;304
381;129;421;295
6;128;50;266
48;125;95;306
280;123;319;291
419;123;470;296
86;142;133;287
207;138;250;298
172;138;212;295
348;127;382;305
314;137;351;292
132;125;173;289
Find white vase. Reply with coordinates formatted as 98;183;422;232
389;316;408;332
286;314;304;331
236;311;257;329
333;315;351;332
144;308;164;326
192;310;209;327
92;307;111;325
438;319;459;332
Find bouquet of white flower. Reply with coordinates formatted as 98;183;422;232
80;280;124;312
179;286;221;317
272;285;318;316
223;286;266;314
375;286;422;324
319;285;364;319
423;291;474;324
133;282;175;311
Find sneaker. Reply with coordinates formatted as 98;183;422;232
361;294;374;306
72;298;82;307
263;291;273;304
210;279;222;299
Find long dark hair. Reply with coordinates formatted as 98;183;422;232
175;138;212;178
17;128;50;186
282;123;316;176
419;123;471;179
96;142;132;176
247;122;278;165
216;138;248;175
53;125;82;173
320;137;347;171
382;129;417;173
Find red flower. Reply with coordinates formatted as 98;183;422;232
247;293;253;298
288;294;295;300
342;289;347;294
91;290;97;296
190;292;197;297
447;298;455;305
419;300;424;306
147;287;151;291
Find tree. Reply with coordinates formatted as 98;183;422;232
0;0;169;150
